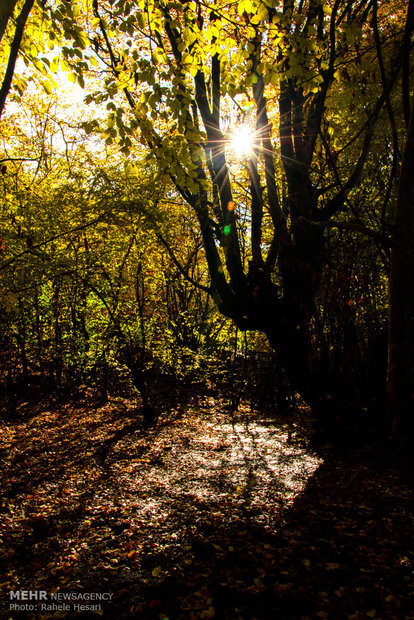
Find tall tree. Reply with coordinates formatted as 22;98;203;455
387;0;414;458
74;0;401;426
4;0;409;435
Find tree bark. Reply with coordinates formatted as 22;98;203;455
0;0;35;117
0;0;18;43
387;95;414;458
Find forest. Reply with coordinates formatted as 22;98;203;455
0;0;413;618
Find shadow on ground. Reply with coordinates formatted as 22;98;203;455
0;393;413;619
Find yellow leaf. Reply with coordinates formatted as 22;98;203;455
326;562;341;570
152;566;162;577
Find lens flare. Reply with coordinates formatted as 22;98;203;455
230;125;255;158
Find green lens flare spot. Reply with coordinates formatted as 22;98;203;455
224;225;231;236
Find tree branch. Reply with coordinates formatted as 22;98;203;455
402;0;414;129
0;0;35;117
302;0;341;169
155;232;210;294
251;40;286;251
0;214;109;271
92;0;136;110
317;87;392;220
372;0;400;158
302;217;391;247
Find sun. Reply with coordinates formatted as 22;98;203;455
229;125;255;158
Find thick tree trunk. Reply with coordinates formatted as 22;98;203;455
387;97;414;458
165;9;369;433
226;240;360;435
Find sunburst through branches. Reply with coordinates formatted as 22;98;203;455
229;125;255;158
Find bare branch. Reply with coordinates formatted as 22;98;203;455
0;213;109;271
155;232;210;294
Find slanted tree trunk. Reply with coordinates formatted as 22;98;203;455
0;0;35;116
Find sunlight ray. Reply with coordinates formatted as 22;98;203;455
229;125;256;158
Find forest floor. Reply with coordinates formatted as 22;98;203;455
0;387;413;620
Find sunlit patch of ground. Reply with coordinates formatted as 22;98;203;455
0;393;412;619
109;406;322;531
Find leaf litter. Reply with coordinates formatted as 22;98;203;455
0;390;413;619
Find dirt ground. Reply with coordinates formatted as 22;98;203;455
0;390;413;619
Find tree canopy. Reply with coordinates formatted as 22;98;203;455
0;0;413;455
